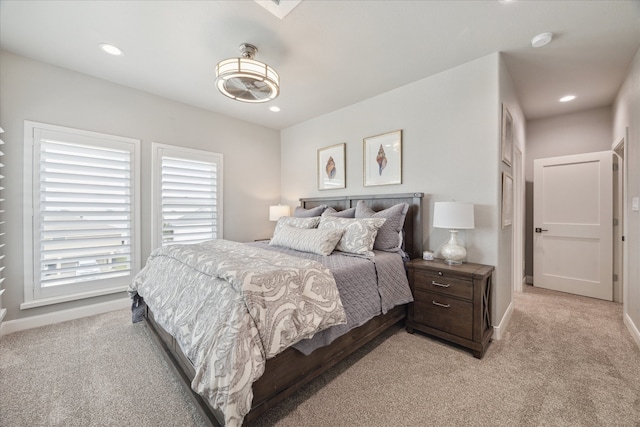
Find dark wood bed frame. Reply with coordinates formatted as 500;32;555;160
144;192;424;426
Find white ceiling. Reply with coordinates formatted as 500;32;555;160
1;0;638;131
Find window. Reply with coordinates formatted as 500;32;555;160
152;143;223;249
23;121;140;307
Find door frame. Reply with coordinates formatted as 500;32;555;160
612;129;628;306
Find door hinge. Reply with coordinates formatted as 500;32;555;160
613;274;619;282
613;218;619;226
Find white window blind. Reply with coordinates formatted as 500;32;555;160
39;138;132;286
24;121;140;305
0;126;5;323
153;144;223;248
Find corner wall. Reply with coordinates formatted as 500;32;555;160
497;54;526;335
0;51;281;323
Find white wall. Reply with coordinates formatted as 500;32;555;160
613;47;640;345
525;107;612;181
524;107;613;279
281;53;516;327
0;51;281;322
498;54;526;331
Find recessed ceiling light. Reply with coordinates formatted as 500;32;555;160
99;43;124;56
559;95;576;102
269;106;281;112
531;32;553;48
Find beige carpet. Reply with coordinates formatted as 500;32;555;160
2;285;640;426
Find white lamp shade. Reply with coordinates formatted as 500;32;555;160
433;202;475;229
269;205;290;221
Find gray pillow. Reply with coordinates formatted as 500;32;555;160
269;225;344;256
318;216;386;257
294;205;328;217
321;206;356;218
355;200;409;252
273;216;320;237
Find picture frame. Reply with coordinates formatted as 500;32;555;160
502;171;513;228
501;104;513;167
317;143;346;190
363;130;402;187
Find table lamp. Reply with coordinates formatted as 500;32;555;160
269;205;290;221
432;202;475;265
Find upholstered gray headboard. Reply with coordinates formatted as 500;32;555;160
299;193;424;259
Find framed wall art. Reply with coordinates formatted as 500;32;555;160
363;130;402;187
317;143;346;190
502;171;513;228
501;104;513;167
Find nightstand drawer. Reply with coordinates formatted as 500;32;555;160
413;290;473;340
413;270;473;300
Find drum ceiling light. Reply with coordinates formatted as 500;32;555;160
215;43;280;103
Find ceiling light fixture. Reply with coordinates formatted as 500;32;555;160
99;43;124;56
559;95;576;102
269;106;281;112
530;32;553;48
215;43;280;103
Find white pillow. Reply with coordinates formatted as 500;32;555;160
269;225;344;256
273;216;321;237
318;217;386;256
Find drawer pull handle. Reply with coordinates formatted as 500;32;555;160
432;301;451;308
431;280;450;288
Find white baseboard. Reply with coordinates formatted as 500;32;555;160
493;300;514;341
0;297;130;337
525;275;533;285
624;312;640;351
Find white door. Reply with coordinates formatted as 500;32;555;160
533;151;612;300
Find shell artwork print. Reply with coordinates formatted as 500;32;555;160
363;130;401;187
326;156;336;179
376;144;388;176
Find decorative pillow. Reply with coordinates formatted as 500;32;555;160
293;205;328;218
273;216;321;237
269;225;344;256
355;200;409;252
321;206;356;218
318;217;386;256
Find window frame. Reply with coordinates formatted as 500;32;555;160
22;121;141;309
151;142;223;250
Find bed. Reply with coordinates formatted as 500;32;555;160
134;192;424;426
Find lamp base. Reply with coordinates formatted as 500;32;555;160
441;229;467;265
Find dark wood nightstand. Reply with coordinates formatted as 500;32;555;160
406;258;494;358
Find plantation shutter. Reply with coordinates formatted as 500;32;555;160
0;126;5;323
160;156;219;246
36;130;134;288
